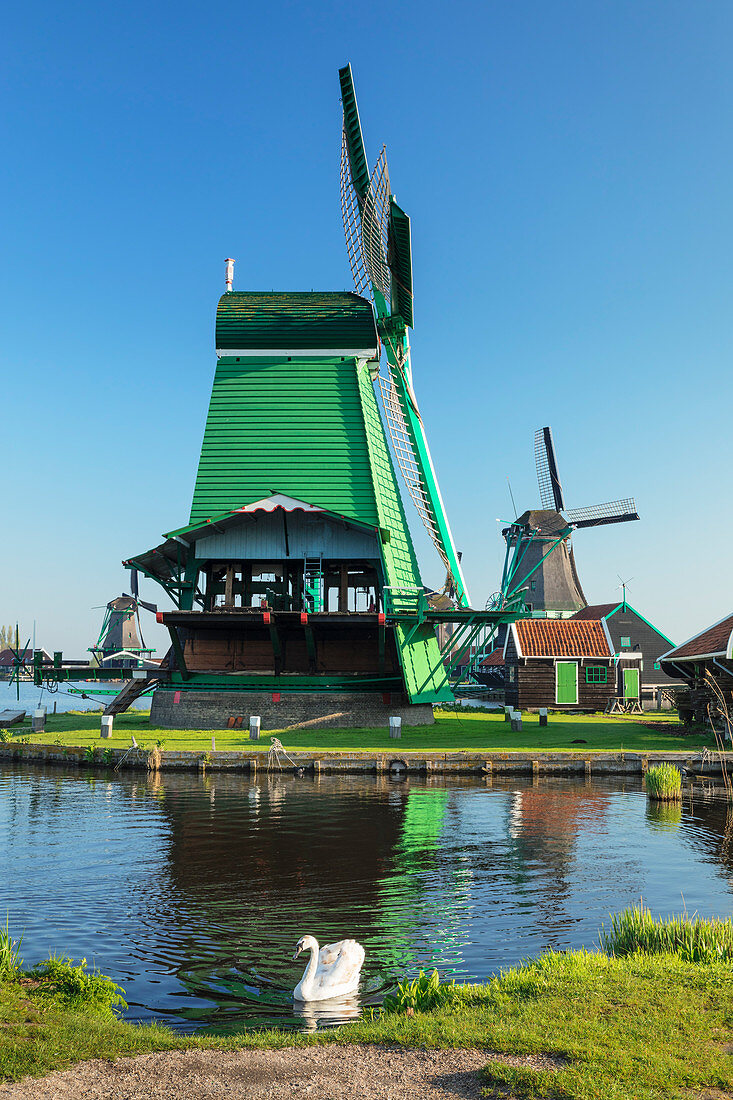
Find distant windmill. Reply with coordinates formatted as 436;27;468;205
501;427;640;614
89;587;157;669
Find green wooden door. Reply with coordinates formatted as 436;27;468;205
623;668;640;699
556;662;578;705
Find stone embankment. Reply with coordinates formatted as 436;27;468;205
0;741;729;776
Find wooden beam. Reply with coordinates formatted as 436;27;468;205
166;626;191;680
268;619;282;675
304;623;317;672
339;565;349;612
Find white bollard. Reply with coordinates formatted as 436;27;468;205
389;716;402;739
249;716;261;741
32;709;46;733
511;711;523;732
504;706;513;722
100;715;114;739
539;708;548;728
211;736;216;751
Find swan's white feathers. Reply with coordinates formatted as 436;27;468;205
293;936;365;1001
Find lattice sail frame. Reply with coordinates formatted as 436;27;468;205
534;427;564;512
565;499;639;527
340;129;391;300
377;370;450;574
340;129;370;297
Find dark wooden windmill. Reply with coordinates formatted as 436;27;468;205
501;427;640;615
89;596;156;669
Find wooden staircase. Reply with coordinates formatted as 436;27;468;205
104;678;158;716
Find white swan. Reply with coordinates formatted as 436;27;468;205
292;935;365;1001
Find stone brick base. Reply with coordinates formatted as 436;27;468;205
149;690;435;730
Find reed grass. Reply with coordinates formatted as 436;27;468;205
600;903;733;962
645;762;682;801
0;917;22;978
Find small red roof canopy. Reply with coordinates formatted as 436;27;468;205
512;619;612;659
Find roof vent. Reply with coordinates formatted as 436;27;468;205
225;258;235;293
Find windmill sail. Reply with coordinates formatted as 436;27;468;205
338;62;470;606
565;499;640;528
534;427;565;512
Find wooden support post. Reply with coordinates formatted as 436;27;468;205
166;626;191;680
585;758;592;779
378;621;386;675
268;619;282;675
224;566;234;609
532;759;540;783
339;565;349;612
304;624;317;672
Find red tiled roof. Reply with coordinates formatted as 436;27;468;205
480;649;505;667
514;619;611;658
664;614;733;661
0;648;51;667
572;604;618;621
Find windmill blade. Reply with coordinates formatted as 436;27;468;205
388;198;414;328
377;371;449;572
338;63;370;201
338;64;468;606
340;134;391;299
565;499;640;528
360;147;391;298
339;63;392;302
122;594;158;614
534;427;565;511
340;129;371;297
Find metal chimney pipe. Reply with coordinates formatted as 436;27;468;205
225;258;235;293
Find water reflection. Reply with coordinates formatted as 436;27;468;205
1;764;733;1032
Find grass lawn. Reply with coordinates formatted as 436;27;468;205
2;952;732;1098
4;708;715;754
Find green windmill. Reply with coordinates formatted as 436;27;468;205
338;65;469;610
36;65;525;725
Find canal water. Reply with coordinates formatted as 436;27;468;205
1;678;151;714
1;765;732;1033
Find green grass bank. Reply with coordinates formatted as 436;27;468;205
2;708;714;756
2;941;733;1097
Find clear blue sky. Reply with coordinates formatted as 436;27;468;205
2;0;730;656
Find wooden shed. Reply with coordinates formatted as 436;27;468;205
503;618;616;711
572;600;676;691
659;612;733;726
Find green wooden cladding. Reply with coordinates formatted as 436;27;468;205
216;292;379;352
191;357;384;527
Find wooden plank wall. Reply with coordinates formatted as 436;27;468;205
183;625;400;675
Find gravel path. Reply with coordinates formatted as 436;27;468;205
0;1044;533;1099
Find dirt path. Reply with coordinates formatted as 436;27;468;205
0;1044;500;1099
